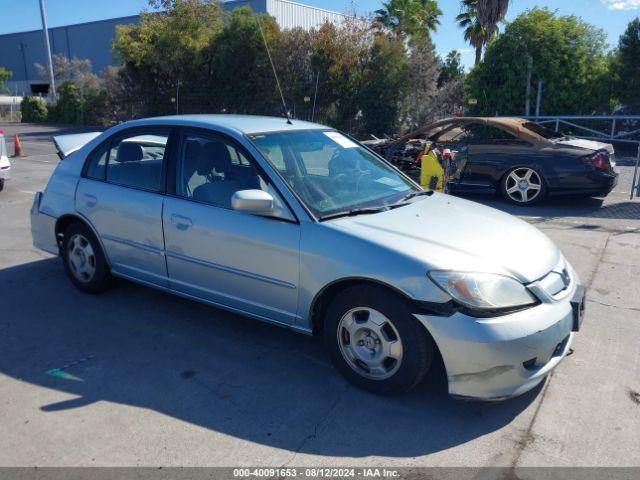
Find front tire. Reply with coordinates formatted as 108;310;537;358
501;167;547;205
61;222;112;294
0;179;4;192
324;285;434;394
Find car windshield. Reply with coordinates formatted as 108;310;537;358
522;122;564;139
250;130;418;218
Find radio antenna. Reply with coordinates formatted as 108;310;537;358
255;14;292;125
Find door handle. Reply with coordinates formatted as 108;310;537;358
83;194;98;207
170;214;193;230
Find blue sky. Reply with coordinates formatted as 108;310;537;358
1;0;638;69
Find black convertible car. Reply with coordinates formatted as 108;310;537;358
377;117;619;205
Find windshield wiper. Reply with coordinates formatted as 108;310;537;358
319;207;388;221
319;190;435;221
400;190;435;202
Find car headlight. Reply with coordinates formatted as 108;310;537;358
428;271;537;310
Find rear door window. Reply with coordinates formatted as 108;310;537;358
106;134;169;191
84;129;171;192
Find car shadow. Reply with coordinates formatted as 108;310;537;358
462;195;640;221
0;258;539;458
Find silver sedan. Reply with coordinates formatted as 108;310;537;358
30;115;585;400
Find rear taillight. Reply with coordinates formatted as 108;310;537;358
583;151;610;171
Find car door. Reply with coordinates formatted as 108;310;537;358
459;124;534;191
75;127;173;288
162;129;300;326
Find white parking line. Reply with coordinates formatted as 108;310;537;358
20;154;53;159
14;156;52;164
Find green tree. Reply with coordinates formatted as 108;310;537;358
309;19;371;132
113;0;223;115
456;0;495;66
465;8;611;116
0;67;12;94
20;96;48;123
611;17;640;112
276;27;315;120
438;50;464;87
375;0;442;47
48;81;82;124
205;8;282;115
360;34;409;136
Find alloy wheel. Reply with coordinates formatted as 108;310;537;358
67;234;96;283
337;307;403;380
505;168;543;204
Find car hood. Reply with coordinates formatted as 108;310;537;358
327;193;560;283
555;137;615;156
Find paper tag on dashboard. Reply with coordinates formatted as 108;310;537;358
323;131;358;148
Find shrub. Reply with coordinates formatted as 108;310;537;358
20;96;48;123
47;81;82;124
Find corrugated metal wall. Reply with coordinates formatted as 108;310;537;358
0;15;139;94
267;0;347;30
0;1;347;94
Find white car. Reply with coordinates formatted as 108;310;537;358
0;129;11;192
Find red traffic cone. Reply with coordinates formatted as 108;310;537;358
12;134;25;158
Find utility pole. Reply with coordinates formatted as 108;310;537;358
524;55;532;117
535;80;543;118
38;0;56;100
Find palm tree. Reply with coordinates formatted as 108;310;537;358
375;0;443;46
476;0;509;32
456;0;494;66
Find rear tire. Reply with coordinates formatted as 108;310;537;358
324;285;434;394
61;222;112;294
0;179;4;192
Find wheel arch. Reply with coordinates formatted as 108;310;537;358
309;277;423;336
54;213;110;265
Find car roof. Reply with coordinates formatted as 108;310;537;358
397;116;549;145
138;114;328;135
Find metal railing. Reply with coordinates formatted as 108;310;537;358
632;148;640;201
522;115;640;200
523;115;640;146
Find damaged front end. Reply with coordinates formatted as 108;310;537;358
414;262;581;401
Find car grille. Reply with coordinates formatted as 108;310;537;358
536;258;571;298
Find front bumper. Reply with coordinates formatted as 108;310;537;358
415;267;580;401
0;166;10;180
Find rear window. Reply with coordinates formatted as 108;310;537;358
522;122;563;139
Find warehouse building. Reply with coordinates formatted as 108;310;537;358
0;0;348;95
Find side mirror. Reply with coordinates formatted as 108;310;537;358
231;189;275;215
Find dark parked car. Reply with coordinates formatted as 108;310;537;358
382;117;619;205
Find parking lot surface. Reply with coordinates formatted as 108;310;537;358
0;123;639;468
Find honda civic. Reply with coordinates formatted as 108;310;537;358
31;115;585;400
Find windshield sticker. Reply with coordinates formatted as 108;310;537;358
375;177;402;187
323;131;358;148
